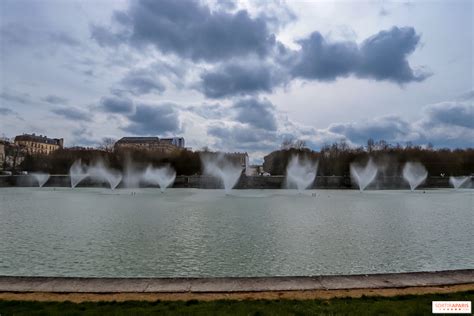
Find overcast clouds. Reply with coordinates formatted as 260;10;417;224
0;0;472;162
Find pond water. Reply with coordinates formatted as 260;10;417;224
0;188;472;277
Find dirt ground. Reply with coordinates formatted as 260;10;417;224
0;283;472;302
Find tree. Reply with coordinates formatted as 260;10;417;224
281;137;294;150
99;137;116;152
294;140;306;149
367;138;375;152
281;137;307;150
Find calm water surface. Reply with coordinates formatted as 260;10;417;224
0;188;472;277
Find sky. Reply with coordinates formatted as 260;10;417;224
0;0;473;162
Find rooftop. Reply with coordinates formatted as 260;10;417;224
14;133;62;145
116;137;161;143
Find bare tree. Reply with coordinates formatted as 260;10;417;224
367;138;375;152
281;137;294;150
294;139;306;149
99;137;116;152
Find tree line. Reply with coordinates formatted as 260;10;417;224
13;139;474;177
263;139;474;177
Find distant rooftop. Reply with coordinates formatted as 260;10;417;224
116;137;160;143
116;136;185;148
14;133;63;145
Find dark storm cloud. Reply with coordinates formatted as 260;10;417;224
214;0;236;11
120;69;166;95
323;95;474;148
90;25;128;47
291;27;430;84
423;101;474;129
93;0;275;61
186;103;228;119
207;123;277;151
0;23;35;47
457;90;474;101
0;90;30;104
199;62;282;98
99;96;134;114
42;95;69;105
328;116;411;144
199;27;428;98
357;27;429;83
91;0;428;95
0;107;16;115
48;32;80;47
116;61;187;95
291;32;359;81
232;98;278;131
123;103;180;135
1;21;80;49
52;107;90;121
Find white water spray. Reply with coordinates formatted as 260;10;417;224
84;160;122;189
285;155;318;192
31;172;50;187
402;162;428;191
202;154;242;194
69;160;88;188
449;176;470;190
350;158;378;191
142;165;176;192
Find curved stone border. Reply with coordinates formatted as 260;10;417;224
0;270;472;294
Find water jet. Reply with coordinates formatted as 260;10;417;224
449;176;470;189
350;158;378;191
402;162;427;191
285;155;317;192
31;172;50;187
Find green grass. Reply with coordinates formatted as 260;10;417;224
0;291;473;316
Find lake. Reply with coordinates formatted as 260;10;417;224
0;188;472;277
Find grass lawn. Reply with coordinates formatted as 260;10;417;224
0;291;473;315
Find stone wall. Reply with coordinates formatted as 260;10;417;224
0;175;471;189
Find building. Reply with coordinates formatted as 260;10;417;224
246;165;265;176
201;151;249;175
114;136;185;154
161;137;185;148
14;133;63;155
262;151;278;175
227;152;249;172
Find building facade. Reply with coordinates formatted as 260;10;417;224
114;137;184;154
227;152;249;172
161;137;185;148
14;134;63;155
201;151;249;175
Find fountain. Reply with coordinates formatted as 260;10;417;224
122;161;142;188
350;158;378;191
69;160;88;188
449;176;470;189
202;154;242;194
31;172;50;187
86;160;122;189
142;165;176;192
402;162;428;191
285;155;318;191
69;159;177;191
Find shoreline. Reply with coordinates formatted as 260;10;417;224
1;270;472;301
1;174;471;189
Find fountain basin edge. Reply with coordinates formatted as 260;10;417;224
0;269;472;293
0;175;471;189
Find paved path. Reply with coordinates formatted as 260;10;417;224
0;270;472;293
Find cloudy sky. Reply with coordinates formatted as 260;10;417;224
1;0;472;162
